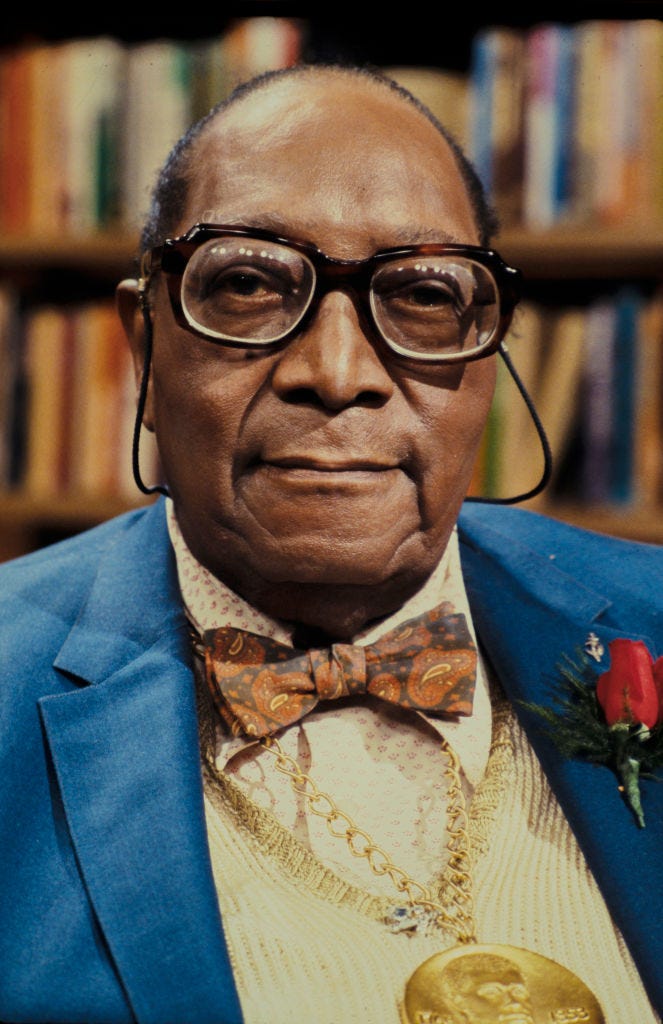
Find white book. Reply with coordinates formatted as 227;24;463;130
119;39;194;231
58;36;126;233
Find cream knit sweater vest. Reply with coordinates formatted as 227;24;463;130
202;699;658;1024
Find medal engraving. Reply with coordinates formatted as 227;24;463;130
402;945;604;1024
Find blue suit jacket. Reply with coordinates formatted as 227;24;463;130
0;498;661;1023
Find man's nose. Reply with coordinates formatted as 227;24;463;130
270;290;395;409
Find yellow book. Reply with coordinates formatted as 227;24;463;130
65;300;133;496
570;21;606;223
23;306;70;496
385;66;469;152
490;301;544;501
633;19;663;223
633;290;663;505
535;306;586;491
26;41;66;232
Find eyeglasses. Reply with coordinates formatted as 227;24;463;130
140;223;522;363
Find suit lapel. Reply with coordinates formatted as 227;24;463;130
40;500;243;1024
458;505;663;1016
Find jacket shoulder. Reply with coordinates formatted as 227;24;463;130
0;506;152;607
457;501;662;599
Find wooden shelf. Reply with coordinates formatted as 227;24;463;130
540;503;663;546
0;492;155;562
498;223;663;279
0;491;151;528
0;232;140;276
0;223;662;280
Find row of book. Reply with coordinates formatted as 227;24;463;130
0;17;304;235
1;283;661;509
469;18;663;228
1;18;662;237
0;286;158;500
472;285;663;508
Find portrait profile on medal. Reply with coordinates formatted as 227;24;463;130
403;946;604;1023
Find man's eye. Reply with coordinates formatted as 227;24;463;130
404;282;457;307
200;266;287;302
217;271;268;296
383;279;464;316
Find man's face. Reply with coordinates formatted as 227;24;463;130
124;74;496;636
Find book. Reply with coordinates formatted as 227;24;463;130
594;22;636;225
72;302;125;494
218;16;303;94
23;305;71;495
118;39;195;231
468;27;497;199
113;350;146;500
0;283;21;487
534;306;586;493
187;36;230;124
489;301;545;501
523;23;576;227
386;66;469;153
632;289;663;506
468;27;527;227
569;20;606;223
610;288;642;503
489;29;527;229
57;36;126;232
25;41;67;233
0;45;34;232
569;19;661;226
628;19;663;224
579;298;617;505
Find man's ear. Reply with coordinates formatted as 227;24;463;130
116;278;155;432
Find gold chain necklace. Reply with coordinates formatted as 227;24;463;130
260;732;476;942
190;625;605;1022
259;735;606;1024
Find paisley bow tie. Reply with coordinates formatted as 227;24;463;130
199;601;477;738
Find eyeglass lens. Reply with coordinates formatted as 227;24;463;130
180;235;500;356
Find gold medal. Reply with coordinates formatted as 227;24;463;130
402;943;605;1023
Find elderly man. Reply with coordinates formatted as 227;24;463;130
0;65;661;1024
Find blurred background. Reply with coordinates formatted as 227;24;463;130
0;2;662;560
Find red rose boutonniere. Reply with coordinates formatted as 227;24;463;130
526;638;663;828
597;639;663;730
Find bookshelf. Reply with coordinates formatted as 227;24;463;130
1;10;662;559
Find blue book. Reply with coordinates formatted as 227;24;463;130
580;298;616;505
610;287;642;505
551;24;577;220
469;28;496;197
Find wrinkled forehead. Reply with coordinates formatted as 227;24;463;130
180;71;479;254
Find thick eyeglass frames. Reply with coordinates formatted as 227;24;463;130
140;223;523;363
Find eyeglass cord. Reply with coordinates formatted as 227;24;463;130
132;298;553;506
465;342;553;506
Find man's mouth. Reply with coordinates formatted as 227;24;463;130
241;454;406;500
263;454;398;473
